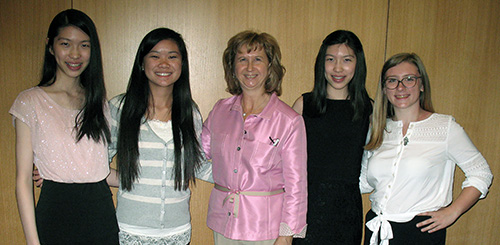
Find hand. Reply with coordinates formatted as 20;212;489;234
274;236;292;245
417;187;481;234
416;207;460;233
32;168;43;188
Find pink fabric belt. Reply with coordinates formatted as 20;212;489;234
214;184;285;218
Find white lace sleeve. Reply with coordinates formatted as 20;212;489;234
279;222;307;238
448;118;493;198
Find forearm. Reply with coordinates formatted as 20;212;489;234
16;175;40;245
14;119;39;244
417;186;482;233
447;186;481;217
274;236;293;245
106;168;119;188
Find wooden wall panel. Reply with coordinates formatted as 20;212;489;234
0;0;71;243
73;0;388;114
385;0;500;244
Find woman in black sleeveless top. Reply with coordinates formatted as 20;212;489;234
292;30;372;244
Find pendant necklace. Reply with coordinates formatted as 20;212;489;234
242;95;269;118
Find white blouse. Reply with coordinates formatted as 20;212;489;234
360;113;493;245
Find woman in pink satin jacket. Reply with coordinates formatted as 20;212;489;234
202;30;308;245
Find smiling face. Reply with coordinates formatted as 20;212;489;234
324;43;356;99
50;26;91;82
143;39;182;90
234;45;270;94
384;61;423;111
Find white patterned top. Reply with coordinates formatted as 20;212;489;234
360;113;493;245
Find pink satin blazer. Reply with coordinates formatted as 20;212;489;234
202;93;307;241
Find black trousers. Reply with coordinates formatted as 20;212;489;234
364;209;446;245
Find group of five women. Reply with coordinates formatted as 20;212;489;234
11;8;492;245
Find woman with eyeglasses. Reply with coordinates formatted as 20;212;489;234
360;53;493;245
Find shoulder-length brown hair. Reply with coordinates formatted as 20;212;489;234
365;53;434;150
223;30;285;95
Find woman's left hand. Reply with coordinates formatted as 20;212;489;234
417;186;482;233
416;207;460;233
274;236;292;245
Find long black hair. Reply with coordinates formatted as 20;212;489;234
304;30;371;121
39;9;110;143
117;28;202;191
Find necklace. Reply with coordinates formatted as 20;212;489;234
242;94;269;118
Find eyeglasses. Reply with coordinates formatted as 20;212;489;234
384;76;421;90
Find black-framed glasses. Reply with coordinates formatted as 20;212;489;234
384;76;421;90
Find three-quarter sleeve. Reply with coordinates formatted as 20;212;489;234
279;115;308;237
447;119;493;198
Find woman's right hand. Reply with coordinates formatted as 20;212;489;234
32;168;43;188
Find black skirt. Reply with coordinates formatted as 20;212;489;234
36;179;119;245
293;182;363;245
364;209;446;245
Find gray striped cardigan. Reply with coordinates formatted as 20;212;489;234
108;94;212;230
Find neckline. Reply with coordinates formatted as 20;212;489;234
241;93;271;117
235;93;276;120
390;113;435;125
148;118;172;124
36;86;80;112
326;98;349;102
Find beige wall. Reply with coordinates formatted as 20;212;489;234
1;0;498;244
